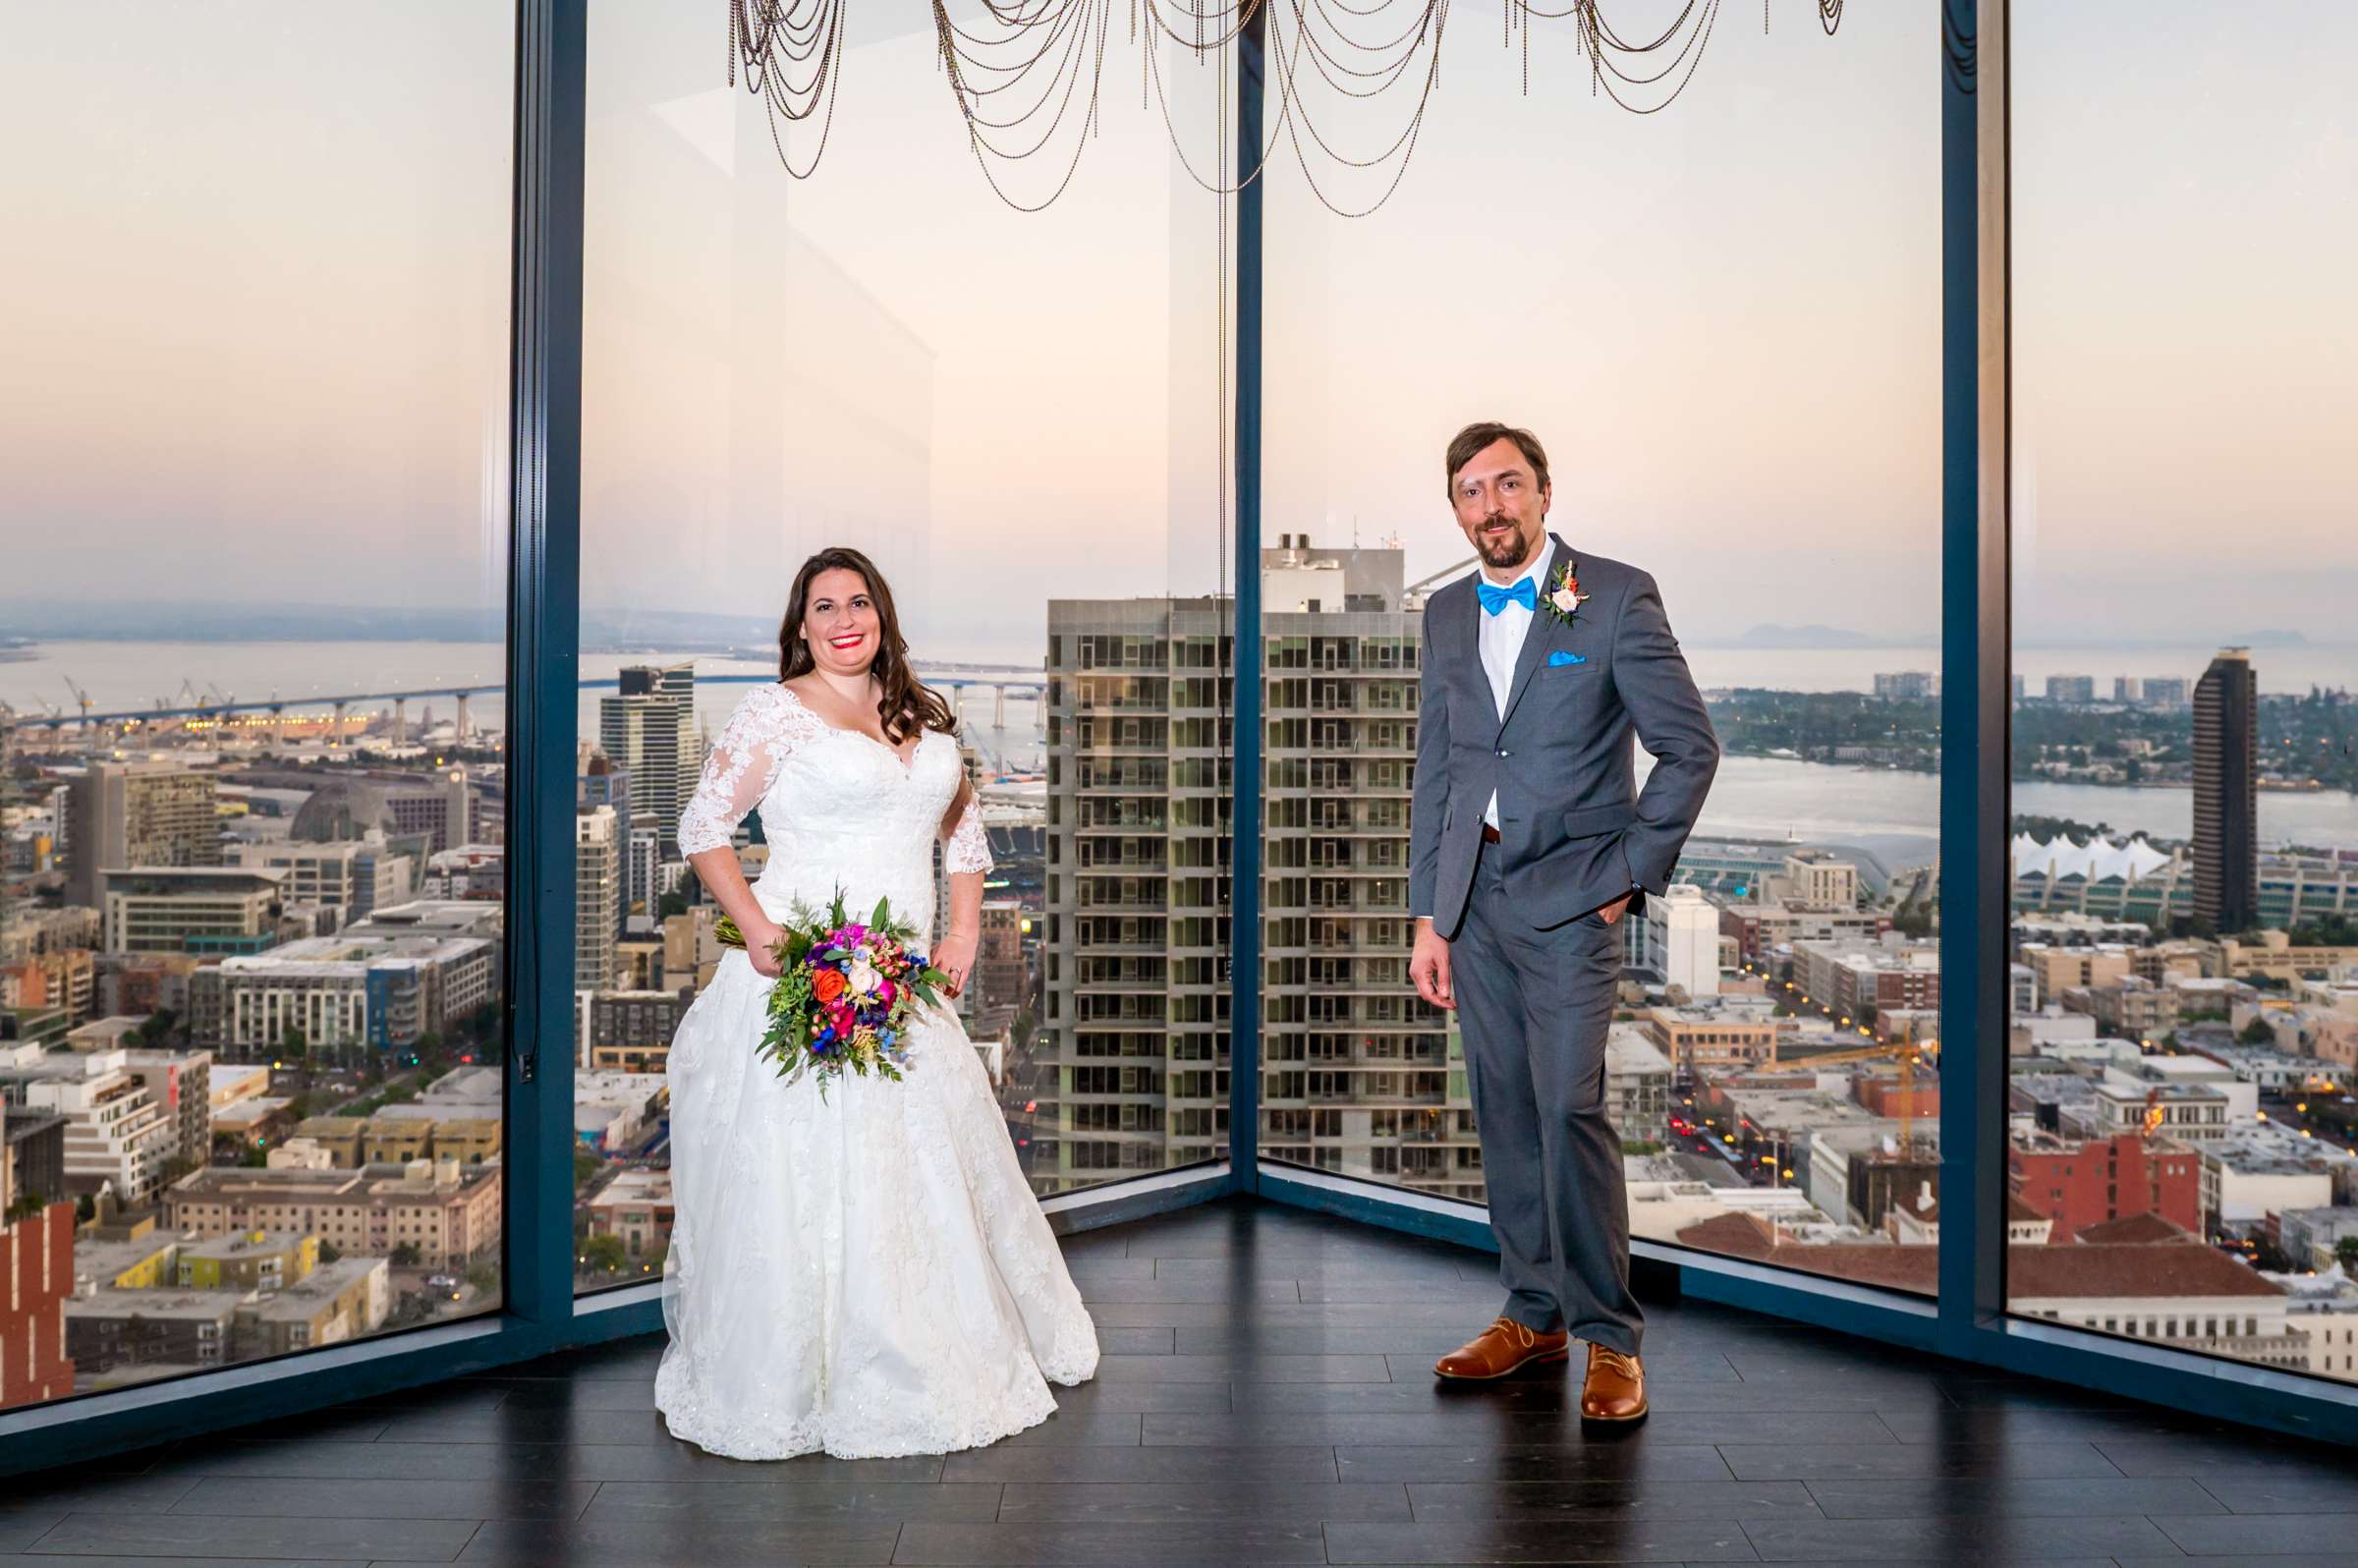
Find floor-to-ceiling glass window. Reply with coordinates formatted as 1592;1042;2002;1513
2006;1;2358;1372
572;6;1231;1291
1260;4;1945;1290
0;3;516;1408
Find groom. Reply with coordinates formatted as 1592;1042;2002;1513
1408;421;1718;1422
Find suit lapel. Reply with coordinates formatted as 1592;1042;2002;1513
1448;577;1485;705
1498;532;1575;731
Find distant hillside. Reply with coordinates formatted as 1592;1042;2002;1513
1704;624;1918;650
0;599;773;649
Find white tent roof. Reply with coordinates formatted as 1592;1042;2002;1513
2010;832;2172;884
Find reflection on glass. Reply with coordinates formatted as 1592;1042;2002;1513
572;6;1225;1265
1260;6;1940;1292
0;3;515;1409
2006;1;2358;1374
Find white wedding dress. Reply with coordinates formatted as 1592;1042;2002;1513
652;680;1097;1461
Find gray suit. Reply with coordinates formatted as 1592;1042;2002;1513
1408;532;1718;1353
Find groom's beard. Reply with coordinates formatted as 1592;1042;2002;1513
1477;521;1534;571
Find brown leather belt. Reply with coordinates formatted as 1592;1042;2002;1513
1480;822;1502;844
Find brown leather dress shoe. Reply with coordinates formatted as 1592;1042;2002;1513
1432;1316;1571;1380
1580;1344;1648;1422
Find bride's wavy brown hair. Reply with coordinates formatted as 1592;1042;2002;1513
776;547;958;745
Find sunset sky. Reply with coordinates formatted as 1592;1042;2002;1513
2;2;2350;668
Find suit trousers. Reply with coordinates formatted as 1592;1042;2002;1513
1451;833;1642;1355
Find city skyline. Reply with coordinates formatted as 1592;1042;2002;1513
15;1;2358;1521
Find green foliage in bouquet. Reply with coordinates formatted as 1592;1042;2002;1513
713;886;951;1098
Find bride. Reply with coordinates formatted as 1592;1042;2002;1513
653;545;1098;1461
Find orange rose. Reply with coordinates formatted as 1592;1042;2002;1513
812;968;847;1003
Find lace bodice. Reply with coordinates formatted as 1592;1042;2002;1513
678;683;990;943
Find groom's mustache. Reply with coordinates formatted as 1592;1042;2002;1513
1479;521;1528;560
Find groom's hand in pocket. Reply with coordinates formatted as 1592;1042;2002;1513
1410;920;1455;1011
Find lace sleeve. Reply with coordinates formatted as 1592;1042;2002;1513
678;686;796;857
944;793;993;876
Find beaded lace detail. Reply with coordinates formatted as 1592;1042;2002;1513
944;794;993;875
677;683;821;857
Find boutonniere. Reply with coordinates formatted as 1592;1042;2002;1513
1542;556;1590;625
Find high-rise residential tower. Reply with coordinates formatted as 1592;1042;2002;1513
1038;597;1230;1193
2192;647;2257;934
1040;540;1476;1201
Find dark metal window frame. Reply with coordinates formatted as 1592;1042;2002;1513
10;0;2355;1480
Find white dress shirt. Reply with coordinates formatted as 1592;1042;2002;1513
1477;536;1555;831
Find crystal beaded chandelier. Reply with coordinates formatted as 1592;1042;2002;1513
729;1;1844;214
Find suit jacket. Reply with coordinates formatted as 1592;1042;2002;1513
1408;531;1719;937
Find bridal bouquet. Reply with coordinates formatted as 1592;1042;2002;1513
713;888;952;1097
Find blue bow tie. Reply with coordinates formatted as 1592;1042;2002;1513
1479;577;1539;616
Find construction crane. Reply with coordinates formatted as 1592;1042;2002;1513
61;676;92;735
1788;1036;1937;1157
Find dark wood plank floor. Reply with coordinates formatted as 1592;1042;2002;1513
7;1197;2353;1565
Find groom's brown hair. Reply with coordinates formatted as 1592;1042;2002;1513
1444;421;1551;500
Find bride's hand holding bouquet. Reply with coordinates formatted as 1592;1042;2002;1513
736;914;789;979
712;887;953;1097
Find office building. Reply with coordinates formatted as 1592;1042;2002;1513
579;989;694;1073
0;1141;74;1406
576;806;620;992
1779;851;1859;909
96;868;287;957
230;837;412;928
65;762;222;911
187;916;497;1063
5;1106;70;1211
1643;883;1722;999
579;752;636;935
165;1155;501;1269
964;899;1031;1025
599;662;698;860
2011;1131;2202;1236
1604;1027;1673;1148
3;1047;180;1205
1646;1001;1783;1075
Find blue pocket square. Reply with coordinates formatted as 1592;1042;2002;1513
1547;650;1587;667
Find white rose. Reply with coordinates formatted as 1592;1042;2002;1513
1550;588;1580;613
847;958;882;996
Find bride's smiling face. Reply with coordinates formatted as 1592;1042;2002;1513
801;568;882;675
